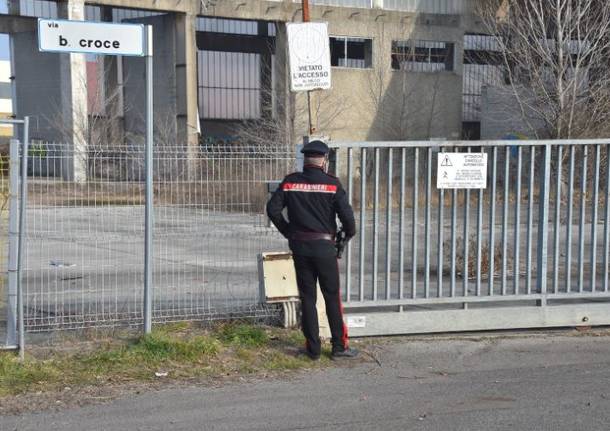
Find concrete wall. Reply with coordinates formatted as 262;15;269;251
123;13;178;147
11;30;76;177
122;12;200;178
169;0;473;144
12;30;63;142
286;7;465;142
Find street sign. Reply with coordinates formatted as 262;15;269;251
287;22;331;92
437;152;488;189
38;19;145;56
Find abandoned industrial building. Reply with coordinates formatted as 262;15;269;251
0;0;511;166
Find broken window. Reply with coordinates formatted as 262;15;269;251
462;34;505;123
391;40;454;72
329;37;373;69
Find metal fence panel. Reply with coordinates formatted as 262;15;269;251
19;142;291;331
7;137;610;336
151;144;292;323
23;143;146;330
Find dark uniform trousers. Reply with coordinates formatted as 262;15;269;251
293;255;347;356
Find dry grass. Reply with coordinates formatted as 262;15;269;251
0;322;328;399
447;236;505;280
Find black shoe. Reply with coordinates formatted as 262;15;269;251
297;347;320;361
331;347;359;360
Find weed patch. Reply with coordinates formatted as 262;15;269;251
0;324;314;399
217;323;269;348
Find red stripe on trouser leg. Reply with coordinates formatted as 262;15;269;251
334;259;348;349
337;291;348;348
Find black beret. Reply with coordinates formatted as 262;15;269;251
301;140;329;156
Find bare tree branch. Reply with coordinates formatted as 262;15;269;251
476;0;610;139
233;56;349;152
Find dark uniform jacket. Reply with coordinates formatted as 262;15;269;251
266;165;356;257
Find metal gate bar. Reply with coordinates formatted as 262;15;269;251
604;148;610;292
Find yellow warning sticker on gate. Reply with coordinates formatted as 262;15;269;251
437;153;487;189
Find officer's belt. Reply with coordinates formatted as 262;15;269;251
291;232;334;241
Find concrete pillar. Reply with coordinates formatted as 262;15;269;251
273;23;295;150
258;21;273;121
174;12;199;178
7;0;22;143
7;0;20;14
57;0;88;182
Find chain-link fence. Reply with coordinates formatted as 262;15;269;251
18;141;292;331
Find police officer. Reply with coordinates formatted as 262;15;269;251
266;140;358;360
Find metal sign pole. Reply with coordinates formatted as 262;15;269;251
143;25;154;334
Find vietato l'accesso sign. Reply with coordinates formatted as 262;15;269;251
38;19;145;57
287;22;332;92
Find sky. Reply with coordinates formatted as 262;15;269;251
0;1;9;61
0;36;8;61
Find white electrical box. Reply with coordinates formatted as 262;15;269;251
258;252;331;338
259;252;299;302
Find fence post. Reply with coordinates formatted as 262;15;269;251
143;25;154;334
536;144;552;306
5;139;19;347
17;117;29;360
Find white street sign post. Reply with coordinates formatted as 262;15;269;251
38;19;155;334
437;153;488;189
287;22;332;92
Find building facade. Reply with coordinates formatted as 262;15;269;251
0;0;489;176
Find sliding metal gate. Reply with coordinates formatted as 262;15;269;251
331;140;610;336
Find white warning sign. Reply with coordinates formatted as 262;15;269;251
437;153;487;189
287;22;332;92
346;316;366;328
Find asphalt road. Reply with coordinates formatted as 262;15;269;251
18;207;286;326
3;331;610;431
